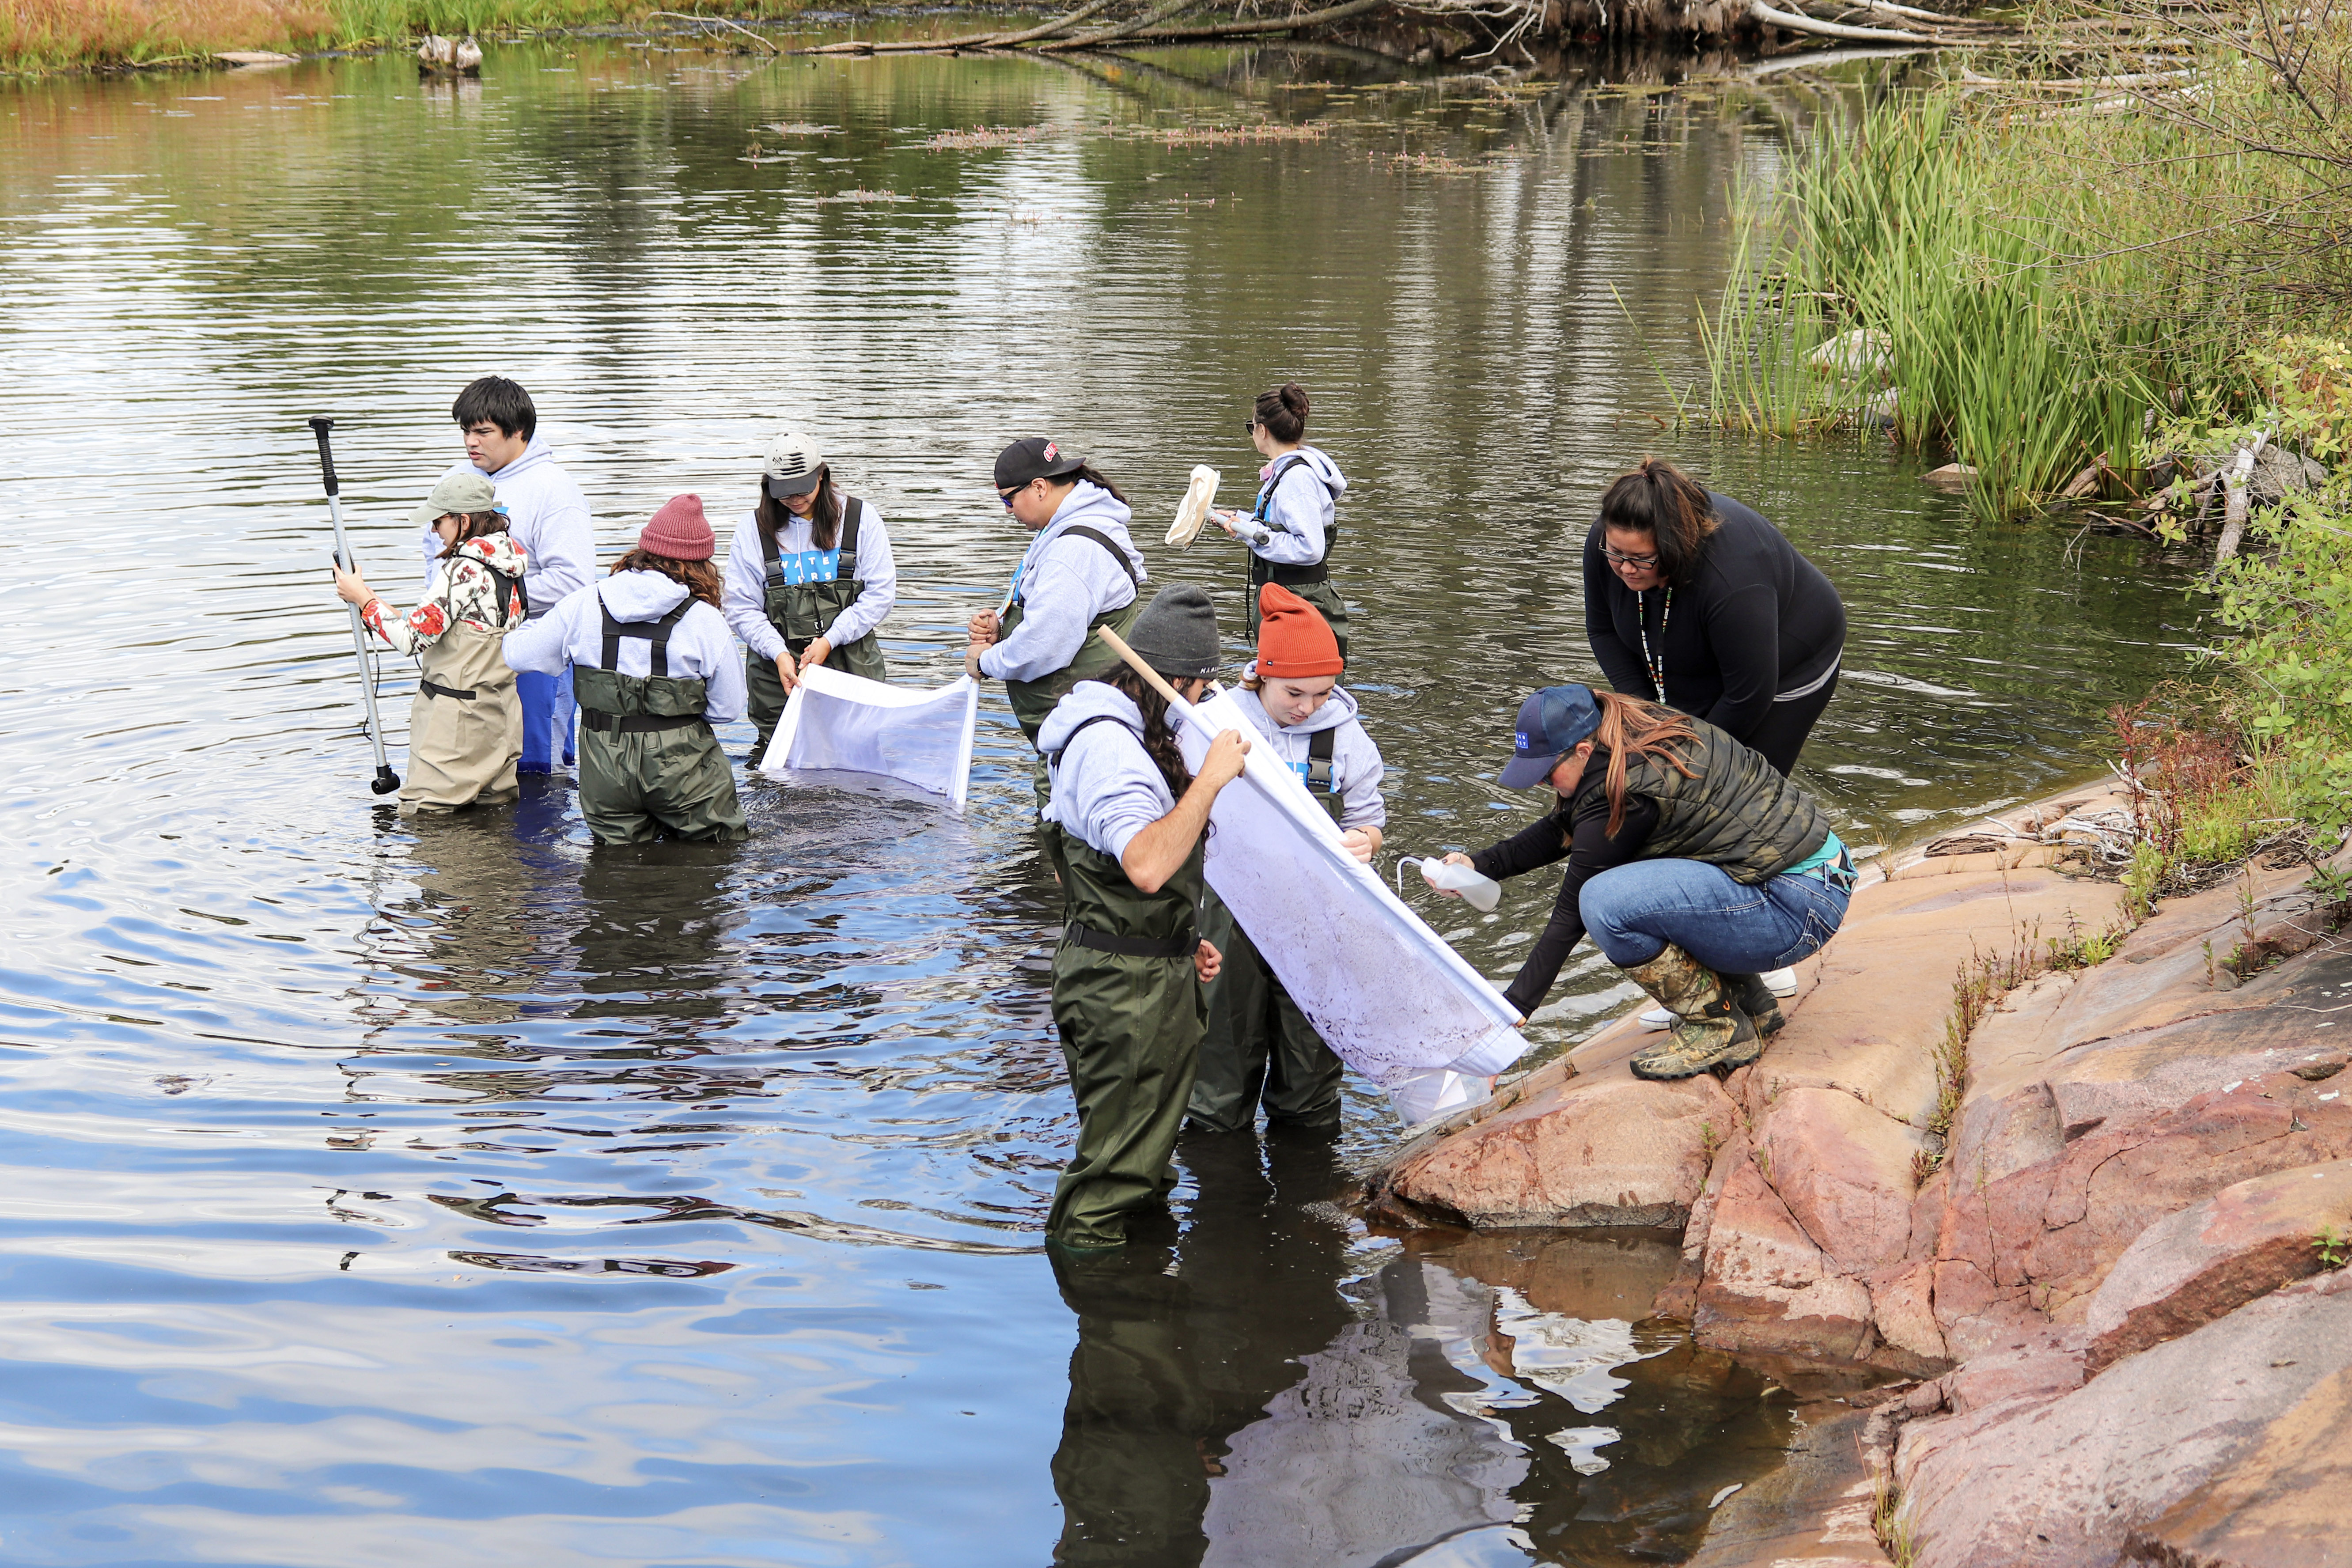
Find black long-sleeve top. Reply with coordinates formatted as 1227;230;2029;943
1582;492;1846;746
1470;777;1659;1018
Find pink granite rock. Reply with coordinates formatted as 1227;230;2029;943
2085;1159;2352;1372
1695;1158;1875;1362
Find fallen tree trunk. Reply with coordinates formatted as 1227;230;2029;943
799;0;1393;53
1749;0;1946;44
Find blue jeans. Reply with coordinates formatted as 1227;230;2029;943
516;665;576;774
1579;858;1851;973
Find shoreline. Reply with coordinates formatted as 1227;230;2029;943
1363;771;2352;1565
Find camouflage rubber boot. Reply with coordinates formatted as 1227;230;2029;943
1625;945;1761;1080
1720;973;1786;1038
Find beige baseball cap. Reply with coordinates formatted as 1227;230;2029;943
409;470;499;526
763;431;826;498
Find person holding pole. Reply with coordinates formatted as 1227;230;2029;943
428;377;596;777
1432;684;1852;1080
504;496;749;845
722;430;896;761
1212;383;1349;663
1187;583;1385;1136
333;470;528;817
307;417;401;797
966;438;1147;811
1034;586;1248;1250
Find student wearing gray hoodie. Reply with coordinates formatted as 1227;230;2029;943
1035;586;1249;1250
1188;585;1386;1136
427;377;597;776
1213;383;1351;662
967;438;1148;811
503;496;747;845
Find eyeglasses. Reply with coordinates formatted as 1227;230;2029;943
1602;545;1662;569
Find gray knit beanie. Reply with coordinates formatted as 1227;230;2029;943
1124;585;1220;680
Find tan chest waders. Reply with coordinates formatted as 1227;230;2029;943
745;496;888;754
574;597;748;845
1042;715;1208;1249
1000;526;1144;818
1189;722;1346;1132
1244;454;1350;663
399;572;524;816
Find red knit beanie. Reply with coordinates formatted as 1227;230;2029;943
639;494;715;562
1256;583;1343;679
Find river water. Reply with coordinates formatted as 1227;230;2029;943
0;36;2202;1567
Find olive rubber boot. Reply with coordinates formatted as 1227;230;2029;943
1720;973;1786;1038
1625;946;1761;1080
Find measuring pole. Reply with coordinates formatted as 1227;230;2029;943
309;417;401;795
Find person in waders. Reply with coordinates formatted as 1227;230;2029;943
965;438;1148;814
426;376;595;776
1034;585;1251;1250
334;470;528;817
1434;685;1854;1079
1582;456;1845;1019
1187;583;1386;1136
721;430;897;760
1212;383;1350;663
503;496;750;845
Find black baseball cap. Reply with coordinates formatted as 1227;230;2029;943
1498;685;1602;789
994;436;1085;490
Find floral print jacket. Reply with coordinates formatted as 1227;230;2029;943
364;534;530;656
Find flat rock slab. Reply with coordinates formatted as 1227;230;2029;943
2087;1158;2352;1372
2122;1362;2352;1567
1898;1270;2352;1568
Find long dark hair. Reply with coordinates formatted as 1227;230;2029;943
1045;463;1127;506
1591;689;1701;837
611;547;722;609
1597;457;1719;582
434;509;508;557
1253;382;1309;444
1107;667;1191;801
757;464;843;553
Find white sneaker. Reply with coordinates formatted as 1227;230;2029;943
1761;967;1798;996
1638;1006;1673;1031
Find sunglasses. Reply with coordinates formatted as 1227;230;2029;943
1240;417;1261;436
998;485;1023;509
1602;545;1662;569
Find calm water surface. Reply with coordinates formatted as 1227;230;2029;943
0;37;2201;1566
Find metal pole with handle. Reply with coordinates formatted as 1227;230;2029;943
309;417;402;796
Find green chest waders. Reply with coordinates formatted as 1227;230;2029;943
574;598;749;845
744;496;888;755
401;613;523;816
1188;723;1347;1133
1244;454;1350;664
1043;716;1208;1249
999;525;1144;818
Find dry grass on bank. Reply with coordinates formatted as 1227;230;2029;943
0;0;801;69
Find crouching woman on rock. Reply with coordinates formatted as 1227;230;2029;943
504;496;750;845
1434;684;1853;1079
1035;585;1250;1250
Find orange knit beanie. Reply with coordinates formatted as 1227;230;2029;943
1256;583;1343;679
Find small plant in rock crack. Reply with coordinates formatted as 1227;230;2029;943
2318;1223;2350;1270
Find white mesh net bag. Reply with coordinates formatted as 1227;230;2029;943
754;664;979;813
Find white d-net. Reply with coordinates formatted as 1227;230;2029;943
1173;689;1528;1119
755;665;978;812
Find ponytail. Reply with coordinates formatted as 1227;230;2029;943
1106;667;1191;800
1056;463;1127;505
1592;689;1700;837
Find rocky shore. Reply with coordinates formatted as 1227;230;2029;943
1364;780;2352;1566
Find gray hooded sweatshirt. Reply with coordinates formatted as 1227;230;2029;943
1039;681;1178;860
980;482;1147;685
502;571;746;725
1234;445;1347;567
1231;667;1385;830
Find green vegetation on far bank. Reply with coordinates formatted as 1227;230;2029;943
1;0;807;72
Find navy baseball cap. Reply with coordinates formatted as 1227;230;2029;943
1499;685;1602;789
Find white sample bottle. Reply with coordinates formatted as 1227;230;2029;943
1396;856;1502;913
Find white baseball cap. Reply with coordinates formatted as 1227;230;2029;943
763;431;826;497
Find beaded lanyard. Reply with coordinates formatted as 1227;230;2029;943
1637;586;1672;706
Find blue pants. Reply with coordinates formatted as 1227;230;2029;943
1580;859;1850;973
516;665;576;774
